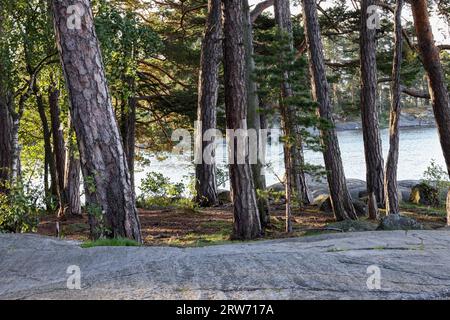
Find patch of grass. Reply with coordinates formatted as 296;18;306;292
200;220;232;230
167;232;233;247
137;196;200;213
81;237;141;248
167;220;233;247
400;202;447;217
65;223;90;233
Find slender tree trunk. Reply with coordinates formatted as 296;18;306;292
411;0;450;225
64;116;82;216
223;0;262;240
280;101;293;232
49;85;68;216
10;114;21;183
52;0;141;241
360;0;385;206
274;0;312;207
0;95;12;193
243;0;270;228
384;0;403;216
301;0;357;220
0;12;11;194
195;0;221;207
35;89;59;202
121;96;136;189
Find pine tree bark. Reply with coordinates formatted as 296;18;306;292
384;0;403;216
243;0;270;228
195;0;221;207
411;0;450;225
274;0;312;207
52;0;141;241
301;0;357;220
360;0;385;206
223;0;262;239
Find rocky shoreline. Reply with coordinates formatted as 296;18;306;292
334;111;436;131
219;175;443;217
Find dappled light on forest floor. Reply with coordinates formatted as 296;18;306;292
36;203;447;248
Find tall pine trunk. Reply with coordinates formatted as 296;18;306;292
195;0;221;207
301;0;357;221
360;0;385;206
52;0;141;241
120;96;136;189
0;95;12;193
411;0;450;225
384;0;403;215
35;87;59;204
274;0;312;208
243;0;270;228
49;85;68;216
223;0;262;240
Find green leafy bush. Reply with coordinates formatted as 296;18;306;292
139;172;185;198
137;172;198;210
421;159;450;205
0;183;42;233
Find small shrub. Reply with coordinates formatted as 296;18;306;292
0;182;42;233
421;160;450;206
139;172;184;198
137;172;198;210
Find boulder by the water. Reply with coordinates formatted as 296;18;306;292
267;182;285;193
378;214;423;231
218;190;231;203
314;194;367;217
409;183;440;207
316;194;332;213
352;200;367;217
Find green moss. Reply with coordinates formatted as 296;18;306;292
81;237;141;248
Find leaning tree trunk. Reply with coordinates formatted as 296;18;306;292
243;0;270;228
360;0;385;207
49;86;68;216
52;0;141;241
411;0;450;226
274;0;312;208
223;0;262;240
384;0;403;216
301;0;357;221
194;0;221;207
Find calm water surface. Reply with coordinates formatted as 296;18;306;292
135;127;446;192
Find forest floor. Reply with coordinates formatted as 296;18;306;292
36;202;447;247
